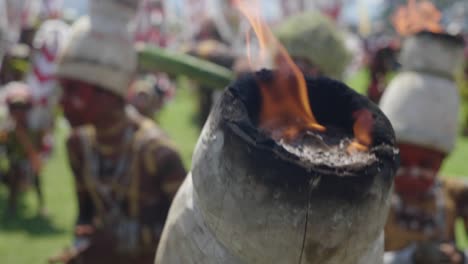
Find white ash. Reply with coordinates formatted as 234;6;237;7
277;133;377;170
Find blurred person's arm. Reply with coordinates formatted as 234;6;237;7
444;178;468;264
49;131;99;264
384;244;416;264
66;131;96;233
444;178;468;237
143;140;186;201
13;126;42;173
385;242;466;264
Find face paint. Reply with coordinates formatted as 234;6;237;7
396;166;437;180
9;105;30;125
59;79;96;127
70;95;85;110
394;143;445;196
394;166;437;195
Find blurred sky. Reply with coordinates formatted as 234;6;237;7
63;0;87;14
63;0;384;24
342;0;385;23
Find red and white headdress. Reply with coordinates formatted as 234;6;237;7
26;19;70;103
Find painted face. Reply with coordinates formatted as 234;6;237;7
394;143;445;196
59;79;97;127
9;103;30;125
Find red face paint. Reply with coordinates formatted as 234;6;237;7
9;105;30;126
59;79;97;127
394;143;445;196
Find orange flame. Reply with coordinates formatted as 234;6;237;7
235;0;372;152
235;0;325;141
392;0;443;36
347;110;374;153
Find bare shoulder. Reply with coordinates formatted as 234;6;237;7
441;177;468;188
441;177;468;200
139;125;180;162
66;129;81;149
66;126;95;154
135;119;185;177
135;115;173;148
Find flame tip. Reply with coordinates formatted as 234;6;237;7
238;0;372;153
392;0;443;36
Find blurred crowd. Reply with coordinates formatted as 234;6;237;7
0;0;468;264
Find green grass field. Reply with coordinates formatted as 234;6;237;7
1;74;468;263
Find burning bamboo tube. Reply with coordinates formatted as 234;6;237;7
156;70;399;264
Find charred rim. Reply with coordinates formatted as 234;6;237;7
415;30;465;45
217;70;398;199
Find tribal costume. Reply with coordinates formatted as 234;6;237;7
386;178;468;251
65;108;185;264
0;82;45;214
26;19;69;134
380;32;467;264
48;1;186;263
